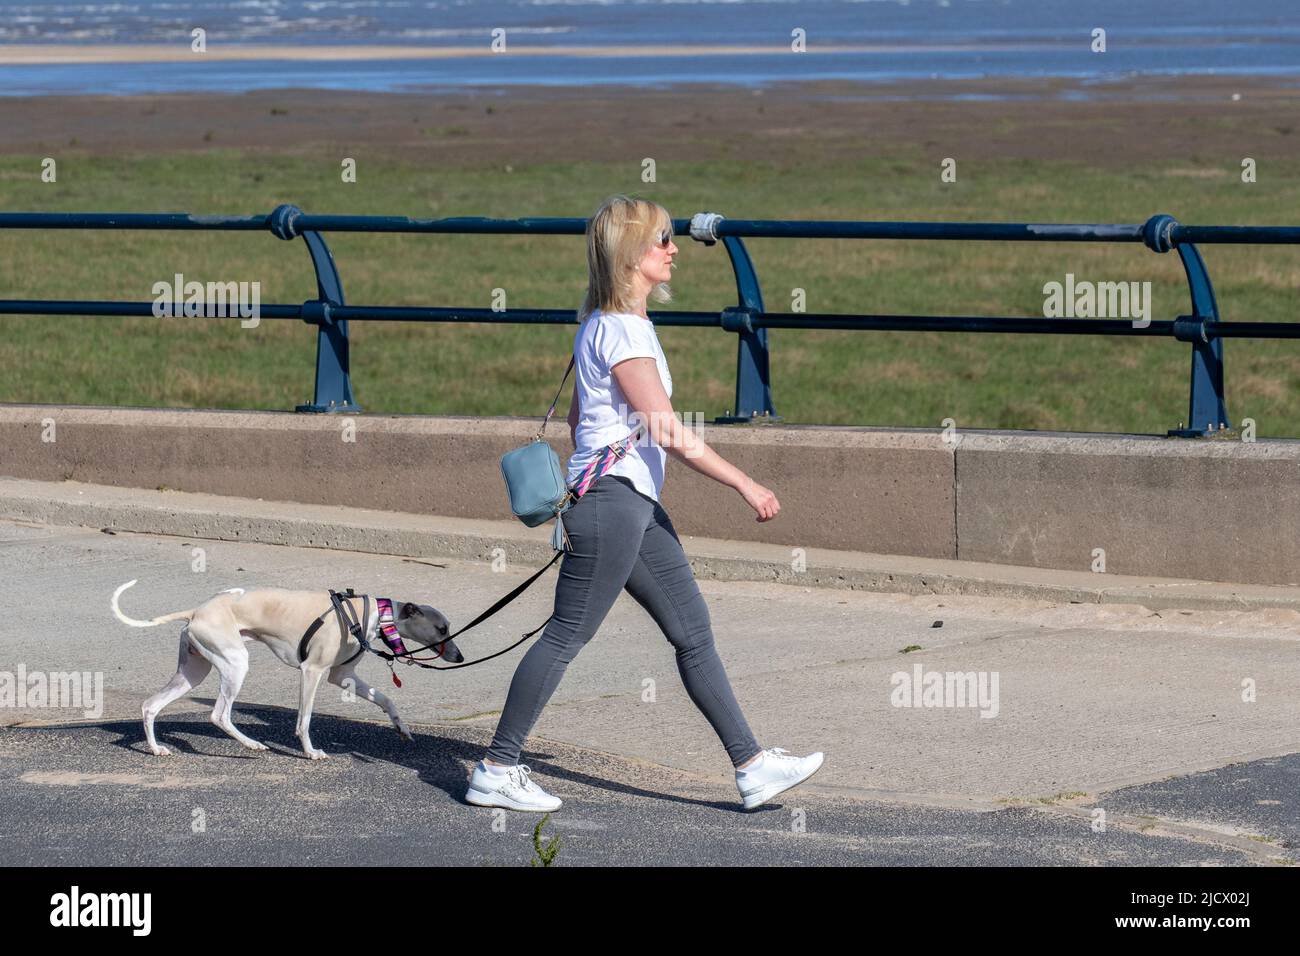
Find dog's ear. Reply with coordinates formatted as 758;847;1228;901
401;602;422;619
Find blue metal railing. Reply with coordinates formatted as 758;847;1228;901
2;205;1299;435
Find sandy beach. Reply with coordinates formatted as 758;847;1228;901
0;74;1295;172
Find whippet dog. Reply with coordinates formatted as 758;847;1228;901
111;580;461;759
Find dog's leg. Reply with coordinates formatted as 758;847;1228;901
206;642;268;752
329;665;413;741
142;627;212;756
296;664;330;760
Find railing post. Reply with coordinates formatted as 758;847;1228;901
268;204;361;413
691;212;779;424
1144;214;1229;437
1172;243;1230;436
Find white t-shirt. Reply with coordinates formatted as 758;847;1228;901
566;309;673;502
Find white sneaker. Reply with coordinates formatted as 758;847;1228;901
736;747;824;810
465;762;563;812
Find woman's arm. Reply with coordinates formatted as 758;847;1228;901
611;357;780;521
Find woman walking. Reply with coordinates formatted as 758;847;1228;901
466;195;823;812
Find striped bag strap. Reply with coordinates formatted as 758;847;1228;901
569;423;645;498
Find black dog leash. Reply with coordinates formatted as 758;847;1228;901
298;551;565;678
378;550;565;671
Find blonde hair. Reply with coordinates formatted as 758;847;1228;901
577;194;674;323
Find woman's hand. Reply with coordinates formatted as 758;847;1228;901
738;476;780;522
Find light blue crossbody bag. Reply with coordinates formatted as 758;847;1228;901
500;355;641;552
500;356;581;551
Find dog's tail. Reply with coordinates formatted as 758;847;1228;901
111;579;198;628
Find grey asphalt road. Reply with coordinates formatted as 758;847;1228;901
1;518;1297;865
3;716;1295;866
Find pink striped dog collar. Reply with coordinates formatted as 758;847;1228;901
375;598;409;656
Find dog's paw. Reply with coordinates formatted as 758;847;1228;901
305;748;330;760
244;741;269;752
149;745;172;757
396;724;414;742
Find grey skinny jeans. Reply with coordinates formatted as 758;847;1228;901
484;473;763;768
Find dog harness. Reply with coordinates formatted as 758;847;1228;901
298;588;371;667
297;589;430;672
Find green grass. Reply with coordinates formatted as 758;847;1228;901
2;148;1299;435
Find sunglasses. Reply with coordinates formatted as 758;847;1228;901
654;228;673;248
